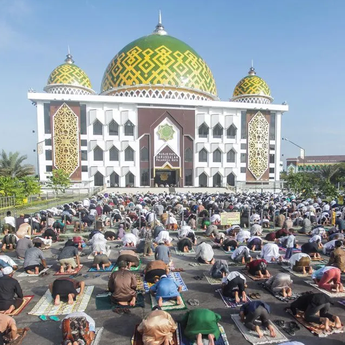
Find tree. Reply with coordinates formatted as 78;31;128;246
0;150;35;178
46;169;71;195
20;176;41;197
0;177;19;197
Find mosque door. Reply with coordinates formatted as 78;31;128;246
154;169;177;186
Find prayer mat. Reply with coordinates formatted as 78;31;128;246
131;324;179;345
231;314;289;344
216;289;251;308
311;257;327;263
338;300;345;308
54;265;83;276
174;248;196;256
258;283;299;303
91;328;104;345
204;274;222;285
244;271;268;281
143;272;188;292
281;266;311;278
17;265;52;277
134;273;145;291
88;264;115;272
150;294;187;311
286;310;344;337
304;280;345;297
113;260;141;272
188;262;210;267
95;292;144;310
279;247;301;253
87;248;111;260
0;296;34;316
178;323;229;345
28;285;94;316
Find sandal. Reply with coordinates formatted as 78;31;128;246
255;293;261;299
274;320;285;328
49;316;59;322
192;299;200;306
187;299;194;306
288;321;300;331
39;315;47;321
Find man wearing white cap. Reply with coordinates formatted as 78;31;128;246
0;267;23;314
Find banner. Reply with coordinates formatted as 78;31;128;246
220;212;241;226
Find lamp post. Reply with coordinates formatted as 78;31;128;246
282;137;306;172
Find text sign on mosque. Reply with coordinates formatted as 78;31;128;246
155;146;180;168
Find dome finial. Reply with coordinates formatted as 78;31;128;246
153;10;167;35
65;46;74;64
248;61;256;75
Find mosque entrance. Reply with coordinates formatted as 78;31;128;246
154;169;178;186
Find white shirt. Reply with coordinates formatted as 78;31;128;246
83;199;90;208
122;233;138;246
231;246;250;260
236;230;251;243
195;243;214;262
261;243;280;263
4;216;15;228
323;240;336;254
210;214;221;223
248;236;262;243
309;235;321;243
155;231;172;244
222;271;246;285
0;255;17;268
250;224;262;236
311;227;326;236
280;234;295;248
289;253;310;267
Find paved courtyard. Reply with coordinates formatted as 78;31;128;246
7;228;345;345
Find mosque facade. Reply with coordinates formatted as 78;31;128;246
28;16;288;189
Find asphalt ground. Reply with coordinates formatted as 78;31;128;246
6;227;345;345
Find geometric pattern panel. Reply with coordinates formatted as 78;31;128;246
233;96;271;104
45;85;93;95
52;103;79;177
111;88;211;100
47;63;92;89
248;111;269;180
233;75;271;97
101;34;217;98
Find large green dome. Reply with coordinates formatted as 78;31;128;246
101;19;217;100
45;54;94;95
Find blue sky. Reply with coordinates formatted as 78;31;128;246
0;0;344;168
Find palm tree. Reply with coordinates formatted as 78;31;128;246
317;164;341;182
0;150;35;178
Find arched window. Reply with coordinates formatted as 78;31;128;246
198;123;209;138
199;148;208;163
199;173;208;187
109;120;119;136
227;173;235;186
227;149;236;163
110;172;119;187
140;146;149;162
213;123;223;138
227;124;237;139
213;149;221;163
124;120;134;136
185;148;193;162
94;171;104;186
109;146;119;161
213;172;222;187
126;172;135;186
93;120;103;135
125;147;134;161
93;146;103;161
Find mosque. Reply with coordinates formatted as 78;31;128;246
28;14;288;189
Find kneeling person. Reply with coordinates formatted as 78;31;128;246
150;274;182;307
221;271;247;303
23;241;47;275
49;278;85;306
92;253;111;271
246;259;270;278
265;273;293;298
62;312;95;345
